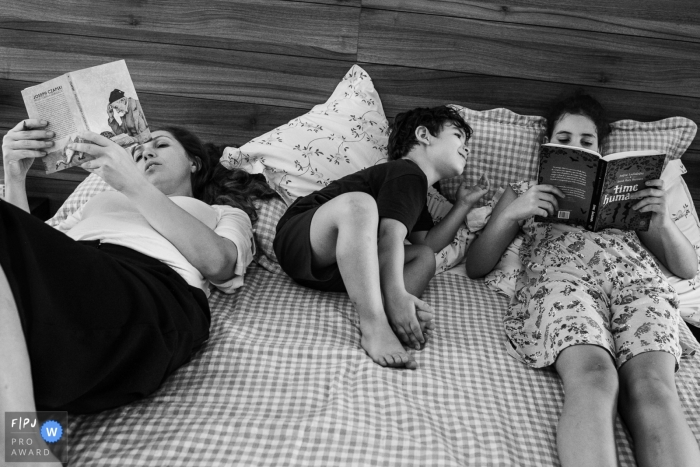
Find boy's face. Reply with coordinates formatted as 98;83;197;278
429;122;469;177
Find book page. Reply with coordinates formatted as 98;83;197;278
21;75;88;173
602;149;662;162
536;144;601;227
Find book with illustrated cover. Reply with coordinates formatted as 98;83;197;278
535;143;666;231
21;60;151;174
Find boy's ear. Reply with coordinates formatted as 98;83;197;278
414;125;431;145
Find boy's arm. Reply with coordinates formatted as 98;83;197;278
378;217;426;349
410;180;489;251
634;180;698;279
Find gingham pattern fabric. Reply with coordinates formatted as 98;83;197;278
602;117;697;161
252;197;285;274
439;107;546;206
46;173;112;227
64;264;700;466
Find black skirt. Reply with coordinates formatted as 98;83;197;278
0;200;211;413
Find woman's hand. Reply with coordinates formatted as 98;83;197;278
68;131;148;194
502;184;565;222
631;179;672;228
2;120;54;184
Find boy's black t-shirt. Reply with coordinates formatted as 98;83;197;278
277;159;434;236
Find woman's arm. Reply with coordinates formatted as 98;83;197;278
71;131;240;282
120;182;240;282
634;179;698;279
2;120;55;212
466;183;564;278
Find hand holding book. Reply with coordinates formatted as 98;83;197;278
67;130;147;194
502;184;565;223
536;143;666;231
2;120;54;185
629;179;673;229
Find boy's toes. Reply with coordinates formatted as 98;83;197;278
384;352;417;369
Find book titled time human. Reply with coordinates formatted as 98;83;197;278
535;143;666;231
21;60;151;174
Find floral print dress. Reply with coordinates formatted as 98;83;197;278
504;181;682;369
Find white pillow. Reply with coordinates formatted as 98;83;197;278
220;65;389;206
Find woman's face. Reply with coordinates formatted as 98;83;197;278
131;130;194;196
549;113;599;152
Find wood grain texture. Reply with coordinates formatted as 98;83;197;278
362;0;700;43
1;1;698;209
357;8;700;98
0;28;353;110
1;0;361;60
683;149;700;204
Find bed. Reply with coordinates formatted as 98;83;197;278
61;263;700;466
2;1;700;466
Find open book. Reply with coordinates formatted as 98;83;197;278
535;143;666;231
21;60;151;174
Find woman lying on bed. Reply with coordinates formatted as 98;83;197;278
466;93;700;467
0;120;275;421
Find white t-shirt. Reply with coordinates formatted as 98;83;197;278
57;191;254;296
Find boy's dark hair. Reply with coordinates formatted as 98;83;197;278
546;91;611;143
387;106;472;160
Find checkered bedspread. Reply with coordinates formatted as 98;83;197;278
65;264;700;466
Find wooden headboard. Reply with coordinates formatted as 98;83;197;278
2;0;698;215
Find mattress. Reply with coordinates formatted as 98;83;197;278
65;263;700;466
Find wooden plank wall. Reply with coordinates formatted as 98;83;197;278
1;0;699;214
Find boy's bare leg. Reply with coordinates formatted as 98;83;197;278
309;192;416;369
403;244;435;338
554;345;618;467
618;351;700;467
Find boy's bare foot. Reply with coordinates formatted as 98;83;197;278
360;319;418;369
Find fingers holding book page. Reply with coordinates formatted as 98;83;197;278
632;179;672;226
70;130;145;193
504;184;565;222
2;119;55;183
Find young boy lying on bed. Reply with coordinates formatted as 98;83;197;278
273;106;489;369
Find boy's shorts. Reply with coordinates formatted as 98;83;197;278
273;206;347;292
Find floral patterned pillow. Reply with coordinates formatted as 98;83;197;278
483;116;700;326
220;65;389;206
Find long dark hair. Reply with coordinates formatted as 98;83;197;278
162;126;278;222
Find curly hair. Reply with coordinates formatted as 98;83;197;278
387;106;472;160
161;126;278;222
545;91;611;144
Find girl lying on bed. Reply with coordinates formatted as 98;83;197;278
0;120;276;421
466;93;700;467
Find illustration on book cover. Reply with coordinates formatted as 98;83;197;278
22;60;151;173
